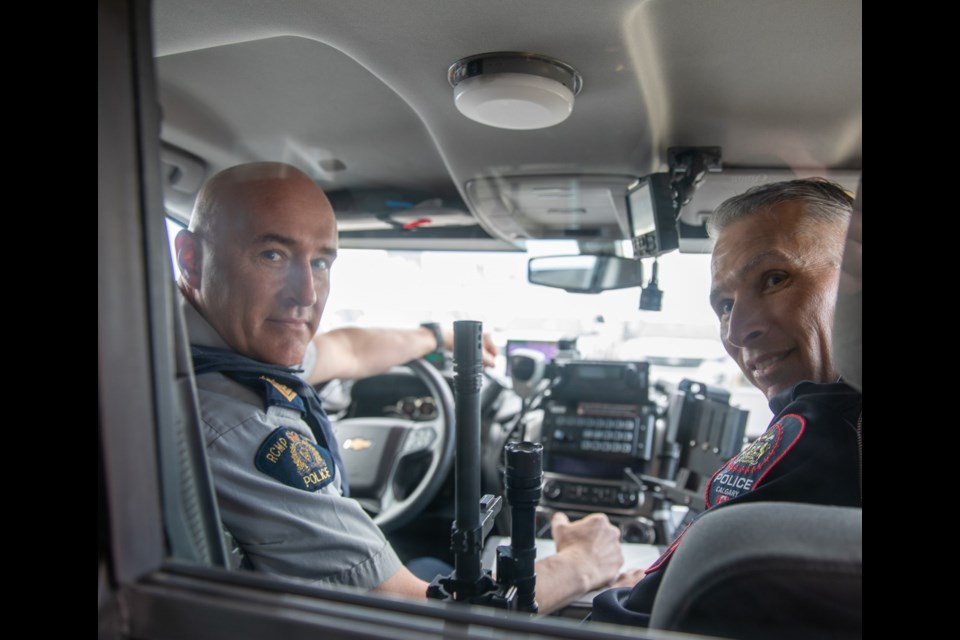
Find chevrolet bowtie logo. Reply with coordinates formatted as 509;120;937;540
344;437;373;451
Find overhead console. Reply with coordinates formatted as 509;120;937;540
465;175;636;245
464;150;721;249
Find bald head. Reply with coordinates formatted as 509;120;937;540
189;162;330;238
177;162;338;365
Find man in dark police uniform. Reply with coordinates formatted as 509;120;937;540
592;178;862;625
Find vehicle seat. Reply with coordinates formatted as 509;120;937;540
649;502;861;639
160;275;233;569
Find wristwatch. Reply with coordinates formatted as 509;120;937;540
420;322;444;353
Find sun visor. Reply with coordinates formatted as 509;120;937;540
465;175;635;246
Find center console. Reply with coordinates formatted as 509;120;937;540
528;355;750;546
538;359;660;542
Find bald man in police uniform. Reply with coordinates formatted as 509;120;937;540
592;178;862;626
176;162;641;612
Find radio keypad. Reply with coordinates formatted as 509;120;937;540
547;414;644;455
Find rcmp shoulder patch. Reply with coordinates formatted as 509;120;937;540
706;414;805;508
260;376;306;413
255;428;336;492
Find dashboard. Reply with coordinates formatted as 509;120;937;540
337;351;750;548
347;372;436;420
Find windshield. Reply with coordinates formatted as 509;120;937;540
323;247;771;434
165;215;770;434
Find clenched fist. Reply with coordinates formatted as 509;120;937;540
551;511;624;590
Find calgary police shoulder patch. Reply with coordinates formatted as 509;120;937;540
255;428;336;492
706;414;805;508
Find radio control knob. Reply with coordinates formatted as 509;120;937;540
616;490;638;507
544;481;562;500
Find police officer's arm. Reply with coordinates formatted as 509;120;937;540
373;566;430;599
373;512;631;612
376;511;631;614
534;512;629;614
306;327;497;384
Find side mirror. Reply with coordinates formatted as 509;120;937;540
527;255;643;294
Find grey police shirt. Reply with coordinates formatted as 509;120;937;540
182;295;404;588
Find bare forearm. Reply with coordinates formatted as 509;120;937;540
373;566;430;600
372;551;611;613
532;551;594;614
532;512;625;614
309;327;437;384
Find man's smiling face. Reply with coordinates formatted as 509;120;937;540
709;201;845;400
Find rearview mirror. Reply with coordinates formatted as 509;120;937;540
527;255;643;294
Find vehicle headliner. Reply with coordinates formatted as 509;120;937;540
153;0;861;247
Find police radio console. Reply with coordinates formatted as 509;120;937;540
539;360;658;541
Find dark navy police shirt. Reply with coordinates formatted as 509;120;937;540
591;380;862;627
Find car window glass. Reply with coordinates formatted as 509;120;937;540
148;2;859;635
162;219;769;434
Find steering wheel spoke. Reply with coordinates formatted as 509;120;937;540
399;422;439;456
329;360;455;533
377;483;399;513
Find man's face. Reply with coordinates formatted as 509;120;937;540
196;176;338;366
709;201;845;400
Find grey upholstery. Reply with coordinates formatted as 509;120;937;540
159;280;230;569
650;502;862;639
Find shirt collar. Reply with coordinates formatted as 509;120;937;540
180;290;232;351
768;379;859;414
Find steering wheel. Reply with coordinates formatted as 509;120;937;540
330;359;455;534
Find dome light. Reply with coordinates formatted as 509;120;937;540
448;52;583;130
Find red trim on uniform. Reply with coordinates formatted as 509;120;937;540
726;425;784;474
748;414;806;491
704;414;807;508
645;523;690;574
